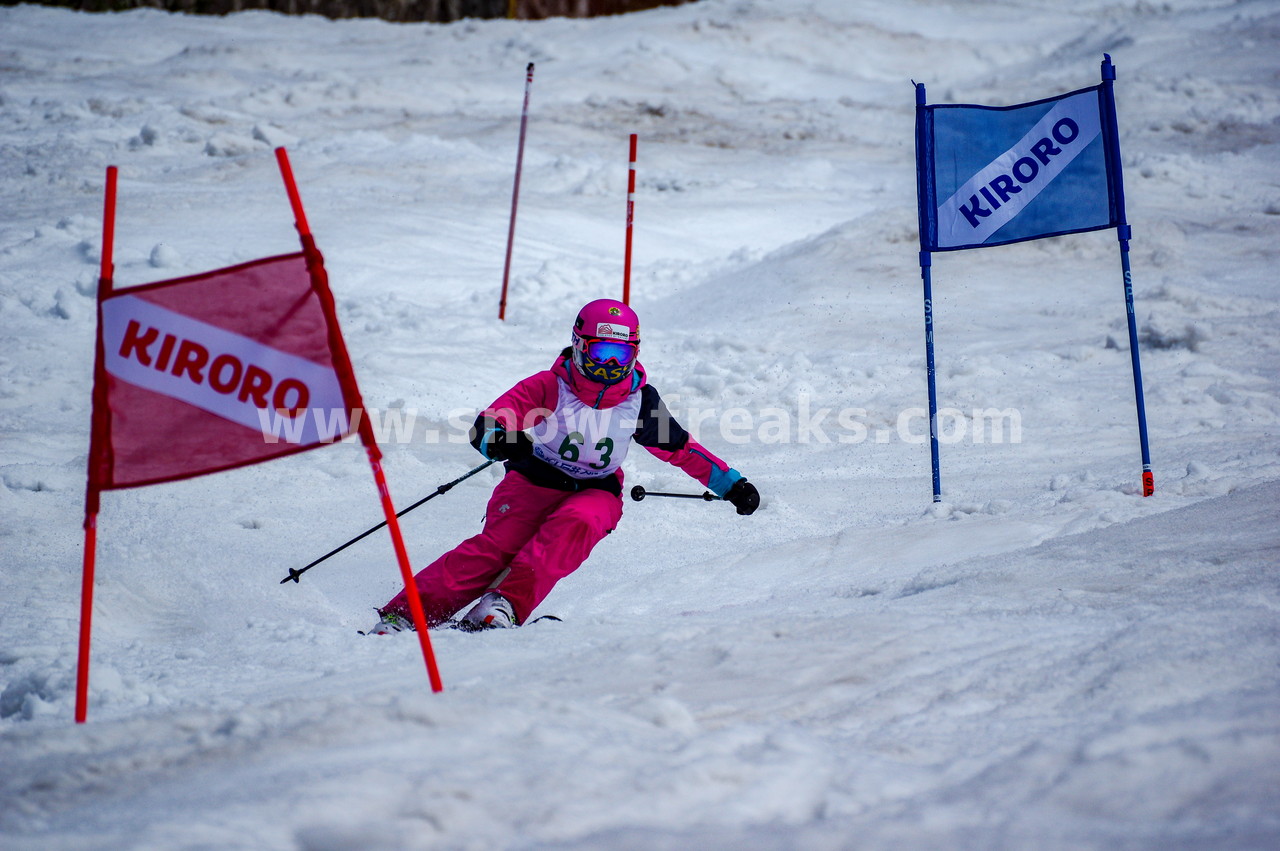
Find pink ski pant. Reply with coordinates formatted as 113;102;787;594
383;470;623;625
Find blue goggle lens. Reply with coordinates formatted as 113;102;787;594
584;339;637;366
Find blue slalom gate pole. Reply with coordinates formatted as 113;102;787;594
921;250;942;502
1117;232;1153;495
915;81;943;503
1101;54;1154;496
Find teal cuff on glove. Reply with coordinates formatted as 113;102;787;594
708;466;743;498
478;426;503;460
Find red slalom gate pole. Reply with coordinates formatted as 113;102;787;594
499;63;534;321
76;165;117;723
623;134;637;306
75;516;97;723
100;167;117;279
275;147;443;692
275;147;311;238
369;453;443;692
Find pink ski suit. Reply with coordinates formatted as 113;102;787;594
382;352;743;626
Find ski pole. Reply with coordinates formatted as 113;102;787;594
629;485;720;502
281;459;499;584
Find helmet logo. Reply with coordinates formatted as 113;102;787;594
595;322;631;340
608;307;622;316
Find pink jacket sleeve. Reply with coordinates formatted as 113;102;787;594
482;371;559;432
643;437;736;492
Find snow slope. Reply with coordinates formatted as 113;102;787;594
1;1;1278;848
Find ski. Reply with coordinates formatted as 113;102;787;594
359;614;561;636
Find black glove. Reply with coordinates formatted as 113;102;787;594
725;478;760;516
470;416;534;461
490;429;534;461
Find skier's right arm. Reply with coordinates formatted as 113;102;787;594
467;371;558;461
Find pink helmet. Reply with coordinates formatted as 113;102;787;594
571;299;640;385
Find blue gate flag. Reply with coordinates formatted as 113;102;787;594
917;84;1122;251
911;56;1153;504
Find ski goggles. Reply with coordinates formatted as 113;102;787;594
579;337;638;367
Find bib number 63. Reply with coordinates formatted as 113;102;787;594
557;432;614;470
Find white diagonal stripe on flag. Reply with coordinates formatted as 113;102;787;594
937;91;1102;248
101;294;348;444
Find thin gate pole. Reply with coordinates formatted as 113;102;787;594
499;63;534;321
276;147;443;691
1101;55;1154;496
623;134;637;305
76;164;118;723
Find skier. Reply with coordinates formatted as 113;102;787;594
369;298;760;633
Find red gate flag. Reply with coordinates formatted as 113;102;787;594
90;253;354;490
77;151;443;724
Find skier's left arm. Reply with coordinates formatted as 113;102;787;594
634;385;760;515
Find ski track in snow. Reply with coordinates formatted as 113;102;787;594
1;1;1278;848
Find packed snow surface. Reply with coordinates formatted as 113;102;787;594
1;1;1278;848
